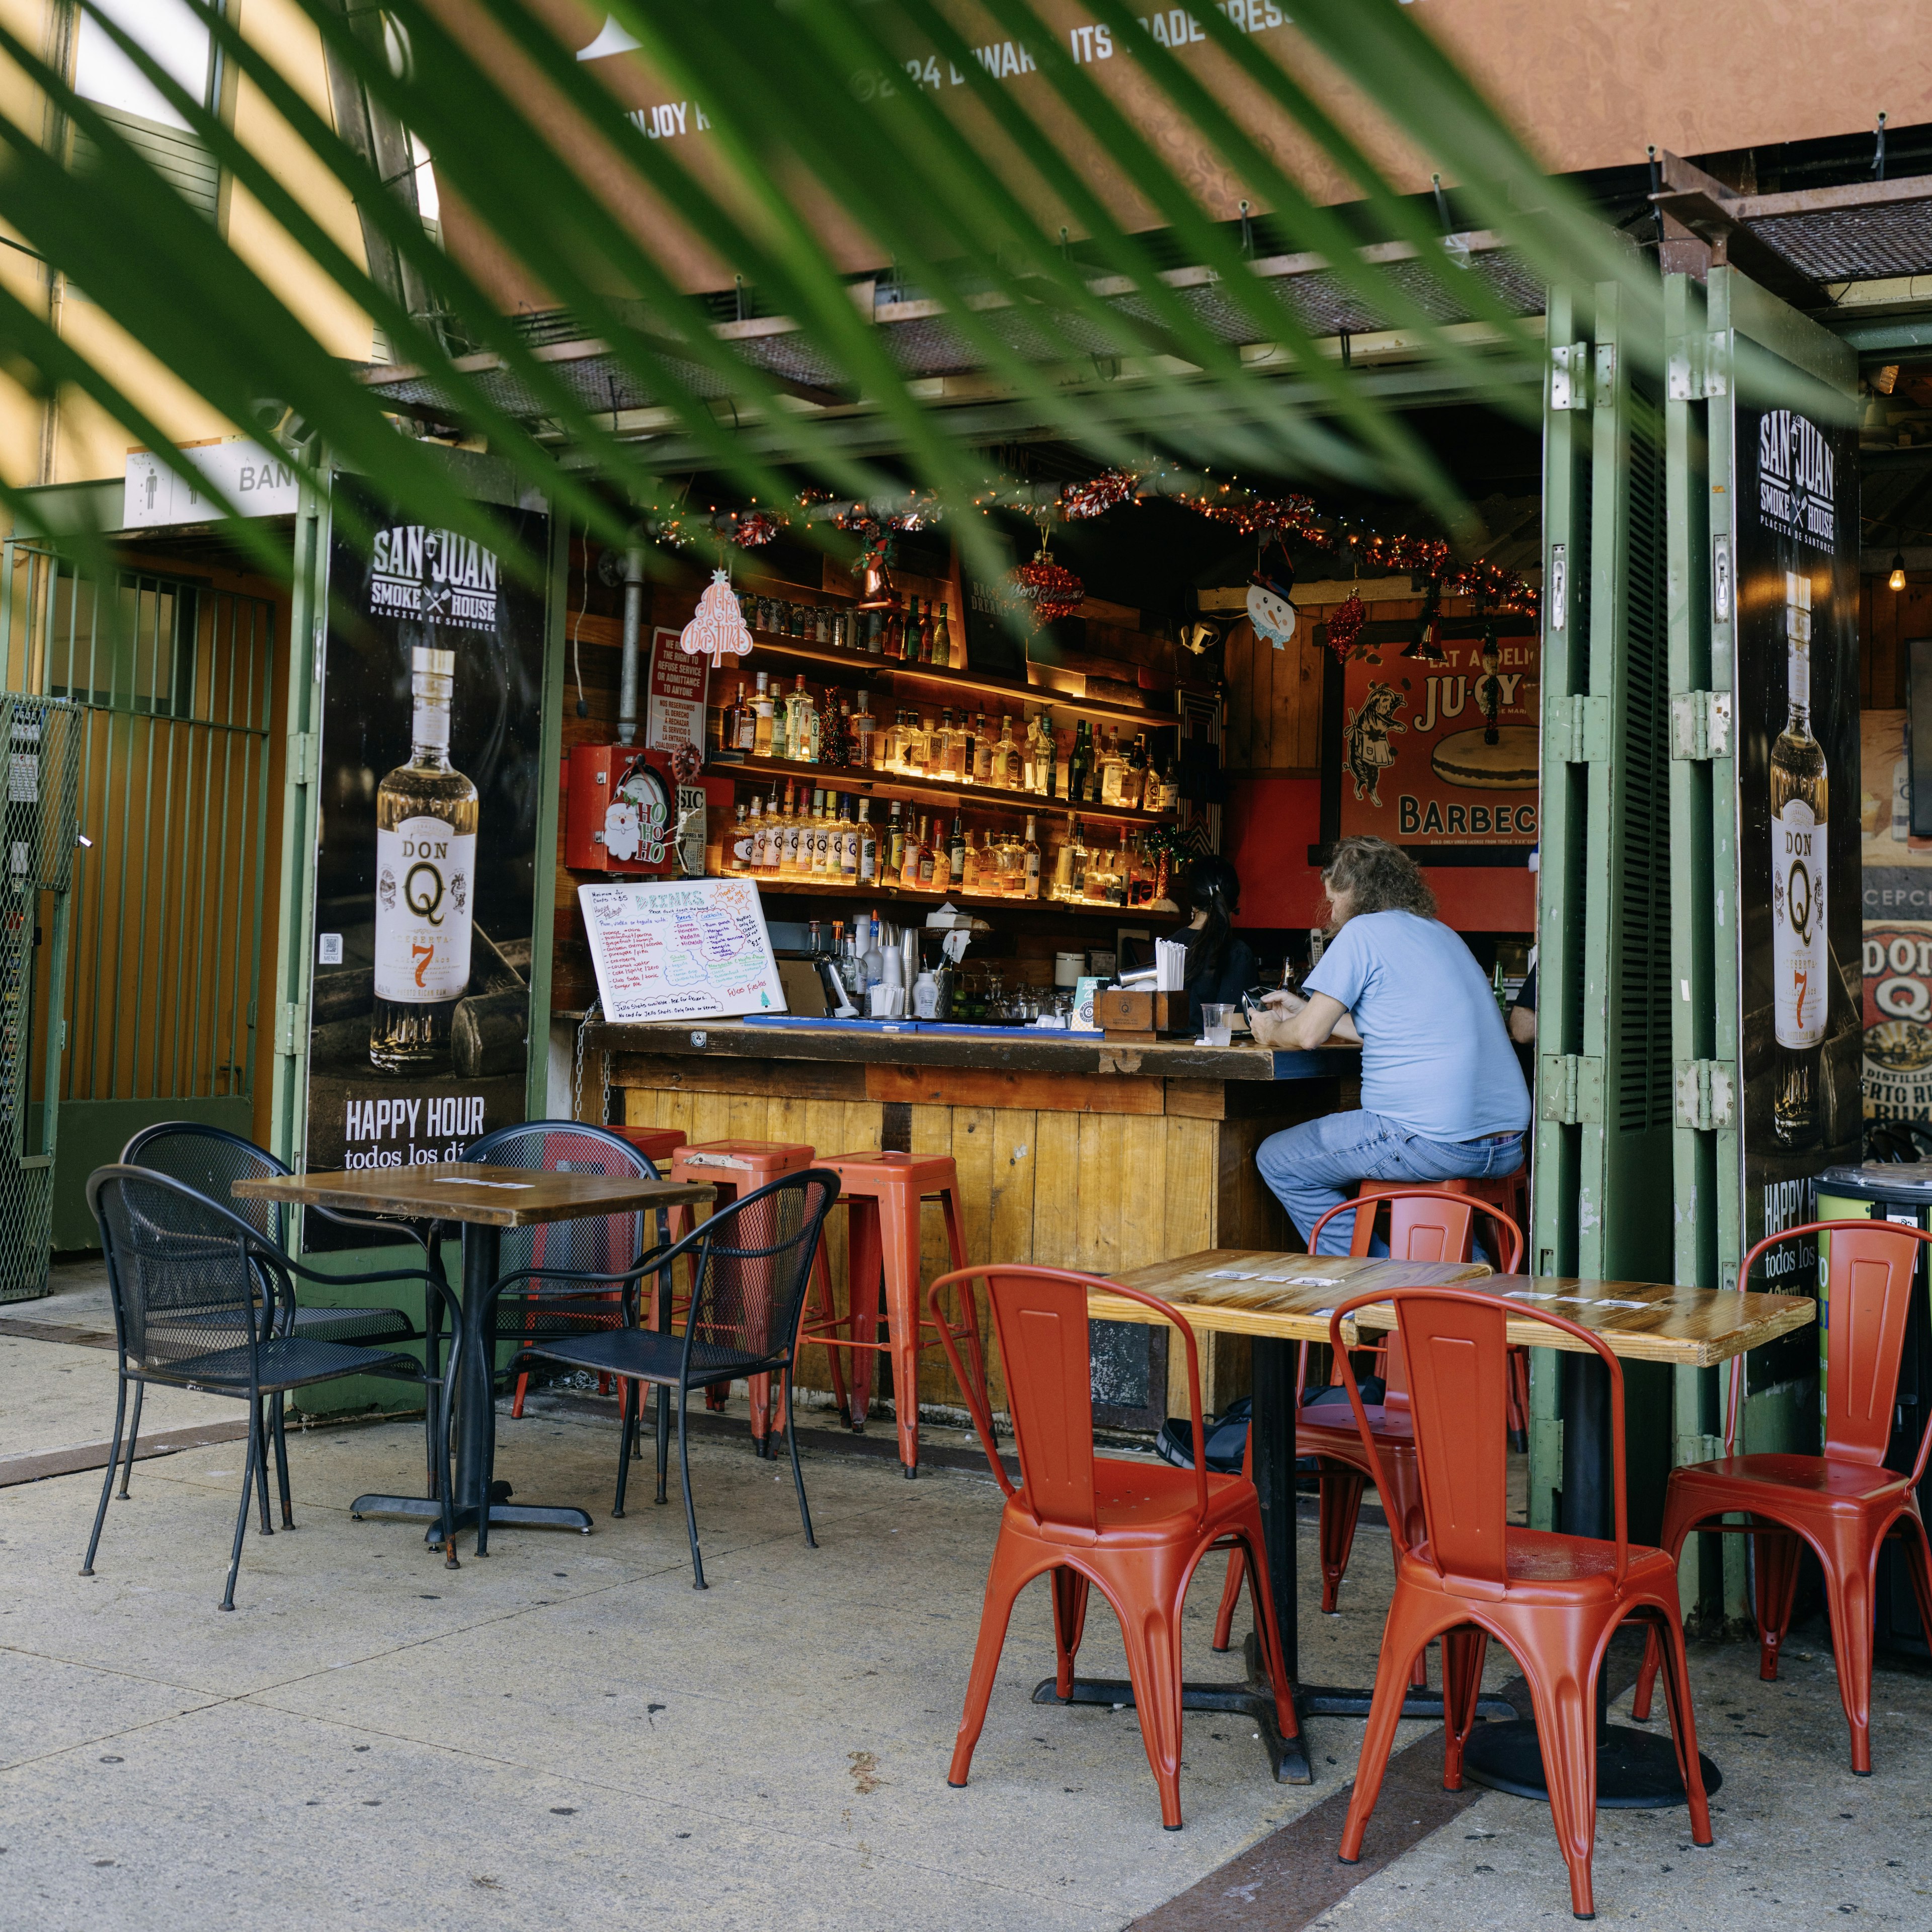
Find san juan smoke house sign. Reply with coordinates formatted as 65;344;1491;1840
370;526;501;630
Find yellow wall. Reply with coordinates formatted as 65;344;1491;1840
0;0;373;492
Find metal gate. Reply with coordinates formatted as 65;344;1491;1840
0;541;275;1254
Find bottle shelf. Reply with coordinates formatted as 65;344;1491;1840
732;631;1180;731
710;753;1174;828
728;873;1174;921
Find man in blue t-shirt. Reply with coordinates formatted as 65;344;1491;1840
1250;837;1530;1255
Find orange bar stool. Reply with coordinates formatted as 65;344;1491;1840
798;1152;987;1477
665;1140;816;1454
608;1125;689;1168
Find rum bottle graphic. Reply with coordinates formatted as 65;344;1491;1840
1771;571;1826;1148
371;646;477;1071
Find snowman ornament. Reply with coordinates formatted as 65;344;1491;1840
1247;545;1297;649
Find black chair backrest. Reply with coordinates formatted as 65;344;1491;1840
464;1121;661;1287
122;1121;290;1250
685;1170;839;1372
88;1165;279;1378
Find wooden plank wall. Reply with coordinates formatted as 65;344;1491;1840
617;1079;1293;1420
1861;575;1932;711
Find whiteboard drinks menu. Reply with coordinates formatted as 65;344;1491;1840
578;876;786;1022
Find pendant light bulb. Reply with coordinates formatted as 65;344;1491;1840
1890;552;1908;593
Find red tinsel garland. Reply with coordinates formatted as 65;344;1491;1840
1181;491;1328;542
1061;468;1141;519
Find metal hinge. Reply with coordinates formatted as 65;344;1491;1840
1548;692;1610;764
276;1001;303;1056
1673;1058;1737;1131
1550;341;1590;412
1669;689;1732;761
1592;342;1618;410
1665;330;1729;401
1540;1053;1604;1124
290;732;317;785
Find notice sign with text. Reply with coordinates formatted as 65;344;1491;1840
1336;628;1540;850
645;625;709;755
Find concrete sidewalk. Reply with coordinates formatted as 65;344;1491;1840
0;1268;1927;1930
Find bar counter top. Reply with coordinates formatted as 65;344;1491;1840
586;1016;1359;1084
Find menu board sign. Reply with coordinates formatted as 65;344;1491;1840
579;876;785;1022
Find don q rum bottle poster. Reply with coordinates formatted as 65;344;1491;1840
304;476;549;1226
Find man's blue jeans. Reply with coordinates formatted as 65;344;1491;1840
1256;1110;1525;1255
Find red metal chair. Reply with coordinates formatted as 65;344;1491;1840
1630;1218;1932;1776
927;1263;1296;1831
1360;1175;1535;1443
1212;1189;1523;1665
797;1152;985;1476
1331;1285;1712;1921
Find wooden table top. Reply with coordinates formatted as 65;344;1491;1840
1095;1251;1815;1369
234;1163;716;1229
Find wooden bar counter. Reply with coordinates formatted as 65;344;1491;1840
587;1017;1359;1427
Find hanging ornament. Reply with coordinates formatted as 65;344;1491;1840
1401;582;1446;663
1247;536;1297;649
1009;526;1084;626
678;568;754;668
1324;591;1367;661
731;511;779;548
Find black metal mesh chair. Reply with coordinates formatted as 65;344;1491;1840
480;1169;839;1587
120;1122;450;1519
83;1166;460;1609
463;1121;665;1410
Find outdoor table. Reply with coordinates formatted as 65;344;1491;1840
234;1162;714;1553
1083;1252;1816;1795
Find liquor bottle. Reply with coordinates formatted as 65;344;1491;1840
958;712;977;781
948;813;967;887
887;799;906;882
371;649;476;1074
1123;734;1148;810
935;598;956;669
1053;813;1075;898
1098;726;1123;806
839;796;860;880
973;711;993;784
1032;708;1058;797
807;788;828;875
884;600;905;661
727;801;752;873
722;681;746;753
1069;719;1092;807
1022;814;1042;900
791;676;819;763
962;828;985;895
769;672;790;761
1068;815;1089;899
752;671;775;757
1772;569;1827;1149
906;713;929;775
745;797;766;874
895;806;919;888
853;691;876;770
760;788;783;874
780;779;803;876
917;595;935;663
915;814;937;889
857;797;877;882
997;714;1021;789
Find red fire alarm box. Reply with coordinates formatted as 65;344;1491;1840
565;745;728;877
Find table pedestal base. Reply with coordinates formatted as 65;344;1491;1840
1032;1630;1311;1784
1459;1718;1723;1807
351;1480;594;1552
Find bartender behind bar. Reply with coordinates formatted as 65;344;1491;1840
1250;836;1529;1255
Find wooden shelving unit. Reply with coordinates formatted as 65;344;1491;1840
737;872;1172;921
711;752;1173;829
731;629;1179;731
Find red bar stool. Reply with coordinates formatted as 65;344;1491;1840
666;1140;816;1453
798;1152;987;1477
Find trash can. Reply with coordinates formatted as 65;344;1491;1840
1816;1163;1932;1659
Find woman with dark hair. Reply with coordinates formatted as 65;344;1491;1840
1179;855;1256;1034
1248;836;1529;1254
